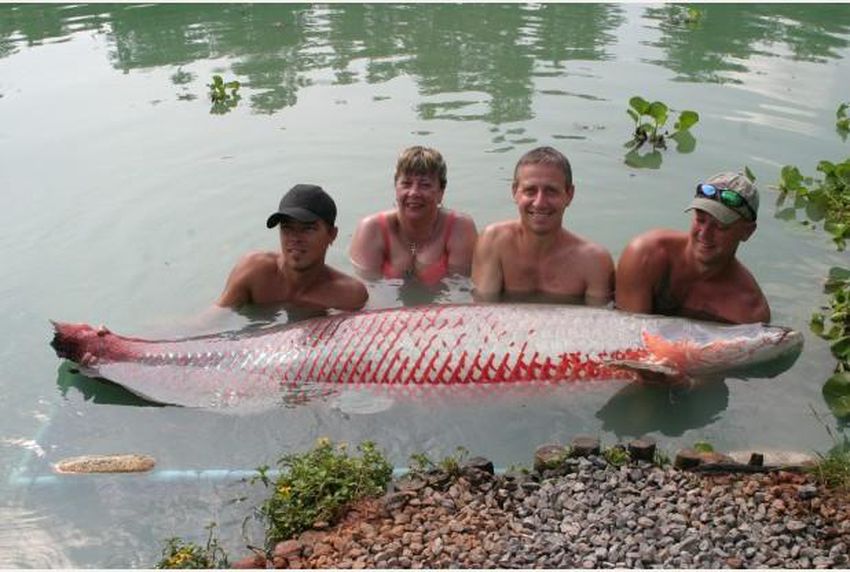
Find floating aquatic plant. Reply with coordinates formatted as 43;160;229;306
207;74;242;114
776;157;850;250
626;96;699;151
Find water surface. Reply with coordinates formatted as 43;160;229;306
2;3;850;566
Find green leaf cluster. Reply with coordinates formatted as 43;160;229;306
156;525;228;569
258;438;392;546
602;445;630;467
777;157;850;250
207;74;242;114
810;267;850;419
627;96;699;150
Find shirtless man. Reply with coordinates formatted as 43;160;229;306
616;172;770;324
472;146;614;305
217;184;368;312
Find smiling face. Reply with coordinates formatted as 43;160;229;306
688;209;755;266
512;162;574;235
278;218;337;271
394;170;444;223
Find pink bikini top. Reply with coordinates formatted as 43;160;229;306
379;211;456;286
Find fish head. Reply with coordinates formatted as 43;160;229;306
642;321;804;378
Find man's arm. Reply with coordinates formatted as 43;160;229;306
216;254;256;308
583;246;615;307
471;225;505;302
349;215;386;279
614;234;664;314
446;214;478;276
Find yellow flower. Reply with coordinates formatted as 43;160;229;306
316;436;331;448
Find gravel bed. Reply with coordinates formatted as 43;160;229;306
236;457;850;569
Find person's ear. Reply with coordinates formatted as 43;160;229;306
565;184;575;207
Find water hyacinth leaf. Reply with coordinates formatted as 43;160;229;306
793;193;809;209
823;371;850;419
818;160;836;177
806;193;828;221
838;102;849;119
825;220;846;236
674;110;699;131
830;336;850;360
827;266;850;283
780;165;803;191
627;109;639;123
629;96;650;115
648;101;668;125
745;166;756;182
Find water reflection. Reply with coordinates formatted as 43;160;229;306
596;380;730;437
1;3;626;121
643;4;850;84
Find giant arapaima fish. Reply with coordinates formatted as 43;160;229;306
50;304;803;409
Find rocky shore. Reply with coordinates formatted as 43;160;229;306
234;442;850;569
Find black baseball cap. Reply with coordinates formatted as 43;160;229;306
265;184;337;229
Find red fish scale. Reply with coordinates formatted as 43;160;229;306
106;305;656;386
258;307;649;385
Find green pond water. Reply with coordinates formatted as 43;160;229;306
1;2;850;566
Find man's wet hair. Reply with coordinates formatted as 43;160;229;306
394;146;448;190
513;146;573;187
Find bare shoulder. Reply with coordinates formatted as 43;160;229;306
478;220;520;244
356;209;394;231
232;250;278;275
625;228;682;252
621;228;684;266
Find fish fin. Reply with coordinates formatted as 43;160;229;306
605;360;688;385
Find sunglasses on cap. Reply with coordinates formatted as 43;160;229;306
696;184;757;221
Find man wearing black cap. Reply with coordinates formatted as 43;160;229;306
615;172;770;324
216;184;368;311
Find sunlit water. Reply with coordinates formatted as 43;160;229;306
2;3;850;566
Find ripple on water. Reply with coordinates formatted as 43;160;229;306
0;506;74;568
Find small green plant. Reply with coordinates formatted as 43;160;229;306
626;96;699;150
602;445;630;467
837;102;850;132
409;446;469;478
257;438;392;546
207;74;241;114
653;449;671;467
776;157;850;250
693;441;715;453
155;524;228;569
808;407;850;489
